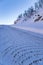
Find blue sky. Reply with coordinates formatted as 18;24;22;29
0;0;38;25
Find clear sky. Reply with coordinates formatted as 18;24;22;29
0;0;38;25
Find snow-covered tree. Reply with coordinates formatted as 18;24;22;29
30;6;34;15
39;0;43;8
18;14;22;19
40;0;43;3
23;10;28;21
23;10;27;17
35;2;39;11
23;6;34;18
39;1;42;8
27;7;34;17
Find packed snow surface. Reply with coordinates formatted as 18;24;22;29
0;25;43;65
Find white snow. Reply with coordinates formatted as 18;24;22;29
0;6;43;65
0;25;43;65
12;26;43;34
13;8;43;34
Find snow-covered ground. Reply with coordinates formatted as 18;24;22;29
12;24;43;34
0;25;43;65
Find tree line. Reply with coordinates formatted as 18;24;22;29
17;0;43;21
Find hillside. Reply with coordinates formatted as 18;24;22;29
14;0;43;25
13;8;43;34
14;8;43;25
0;25;43;65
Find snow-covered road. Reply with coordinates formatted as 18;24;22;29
0;25;43;65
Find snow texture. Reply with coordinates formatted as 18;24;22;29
0;25;43;65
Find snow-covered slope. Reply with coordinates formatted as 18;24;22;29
0;25;43;65
13;8;43;34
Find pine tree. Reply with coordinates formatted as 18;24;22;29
18;14;22;19
39;1;42;8
23;10;27;17
35;2;39;11
39;0;43;7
